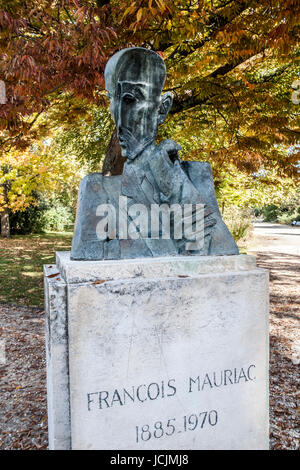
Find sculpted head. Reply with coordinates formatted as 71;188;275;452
104;47;172;160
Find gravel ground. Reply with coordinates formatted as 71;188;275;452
0;304;47;450
0;234;299;449
255;252;300;450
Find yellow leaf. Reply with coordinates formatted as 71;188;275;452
148;0;155;15
136;8;143;22
156;0;166;12
122;4;135;20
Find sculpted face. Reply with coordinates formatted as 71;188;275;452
105;48;172;160
114;80;161;159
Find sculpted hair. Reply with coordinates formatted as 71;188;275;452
105;47;166;97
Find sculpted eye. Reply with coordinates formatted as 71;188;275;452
122;93;136;104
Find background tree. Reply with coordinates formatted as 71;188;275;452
0;142;82;236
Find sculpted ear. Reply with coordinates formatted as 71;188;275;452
158;92;173;125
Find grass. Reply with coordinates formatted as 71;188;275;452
0;232;72;308
0;230;250;308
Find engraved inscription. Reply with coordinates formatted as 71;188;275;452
135;410;218;443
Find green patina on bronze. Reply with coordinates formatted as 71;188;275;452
71;48;238;260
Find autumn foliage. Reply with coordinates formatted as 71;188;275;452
0;0;299;231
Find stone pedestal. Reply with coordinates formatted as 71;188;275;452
44;252;269;450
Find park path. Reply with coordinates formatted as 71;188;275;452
248;222;300;450
248;222;300;255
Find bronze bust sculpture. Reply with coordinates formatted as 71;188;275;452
71;48;238;260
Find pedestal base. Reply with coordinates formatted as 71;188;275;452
44;253;269;450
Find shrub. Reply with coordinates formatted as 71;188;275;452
256;201;300;224
277;208;300;225
10;200;48;235
40;202;74;232
260;204;279;222
223;206;253;242
10;198;75;234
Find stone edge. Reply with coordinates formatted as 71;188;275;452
55;251;257;284
44;264;71;450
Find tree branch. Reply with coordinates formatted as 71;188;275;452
165;0;253;62
170;48;265;114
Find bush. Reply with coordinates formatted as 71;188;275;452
10;200;48;235
40;203;74;232
256;202;300;224
277;208;300;225
260;204;279;222
223;206;253;242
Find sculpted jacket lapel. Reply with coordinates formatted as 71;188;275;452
121;160;159;206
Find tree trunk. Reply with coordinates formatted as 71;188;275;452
102;127;125;176
221;201;225;215
0;207;10;237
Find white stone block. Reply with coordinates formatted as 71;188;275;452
45;253;269;450
44;265;70;450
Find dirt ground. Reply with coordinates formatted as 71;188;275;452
0;224;299;450
248;223;300;450
0;303;47;449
